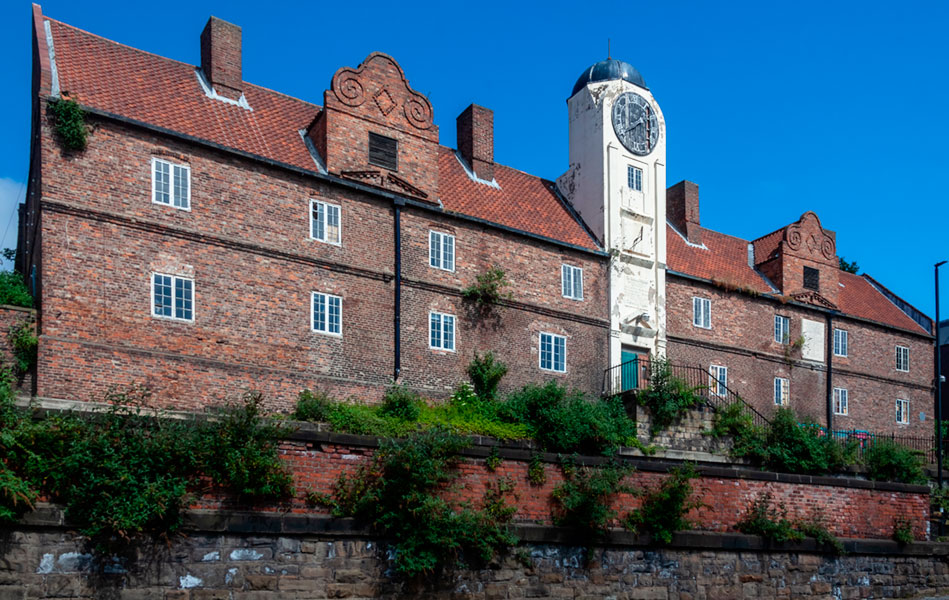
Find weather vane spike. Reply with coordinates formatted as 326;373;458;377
608;38;611;60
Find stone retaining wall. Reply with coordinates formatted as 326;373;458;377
2;514;948;599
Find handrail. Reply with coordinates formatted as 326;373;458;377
603;357;770;427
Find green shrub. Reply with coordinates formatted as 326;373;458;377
500;381;636;455
49;97;88;151
736;492;803;543
8;320;37;375
380;385;422;422
0;383;293;554
863;440;926;484
551;458;635;549
624;463;700;544
318;428;517;577
797;515;845;554
467;352;508;401
0;271;33;308
893;516;914;544
462;266;513;306
636;359;704;436
764;409;854;474
710;402;768;463
293;389;332;422
198;391;295;500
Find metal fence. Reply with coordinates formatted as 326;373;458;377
602;357;770;428
825;429;947;465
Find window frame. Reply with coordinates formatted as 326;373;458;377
774;377;789;406
428;311;456;352
626;165;643;191
309;199;342;246
561;264;584;301
692;297;711;329
833;387;849;416
896;345;910;372
895;398;909;425
429;230;456;272
311;291;343;337
151;157;191;211
539;332;567;373
709;364;727;397
833;328;848;357
150;272;194;323
774;315;790;344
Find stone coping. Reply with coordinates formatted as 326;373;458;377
289;423;932;495
17;401;933;494
18;504;947;558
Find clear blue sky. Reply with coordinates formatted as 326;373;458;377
1;1;947;318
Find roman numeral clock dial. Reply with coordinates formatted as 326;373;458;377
611;92;659;156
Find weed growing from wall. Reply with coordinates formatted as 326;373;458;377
462;266;513;307
48;96;88;151
0;268;33;309
737;492;843;553
893;516;914;544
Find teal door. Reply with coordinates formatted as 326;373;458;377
621;350;638;392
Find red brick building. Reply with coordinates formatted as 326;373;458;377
666;182;934;435
21;7;609;411
19;6;934;437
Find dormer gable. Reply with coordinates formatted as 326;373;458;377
753;211;840;306
307;53;439;201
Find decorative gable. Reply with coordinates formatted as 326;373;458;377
308;53;439;201
753;212;840;304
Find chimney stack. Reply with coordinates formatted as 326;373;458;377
667;180;702;245
200;16;242;99
457;104;494;181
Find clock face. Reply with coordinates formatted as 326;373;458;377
611;92;660;156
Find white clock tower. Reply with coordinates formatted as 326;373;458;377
556;59;667;381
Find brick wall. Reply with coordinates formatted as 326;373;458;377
33;110;607;409
666;276;933;435
193;431;930;542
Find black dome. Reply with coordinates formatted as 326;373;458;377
571;59;646;97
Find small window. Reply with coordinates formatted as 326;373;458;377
310;200;341;245
896;346;909;372
709;365;727;397
774;377;789;406
803;266;820;291
152;273;193;322
429;312;455;351
693;297;711;329
833;328;848;357
152;158;190;210
562;265;583;300
368;132;398;171
539;332;566;373
627;165;642;191
896;398;909;424
312;292;342;336
833;388;848;416
774;315;790;344
429;231;455;272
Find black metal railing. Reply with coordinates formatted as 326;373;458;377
824;429;949;466
602;357;770;427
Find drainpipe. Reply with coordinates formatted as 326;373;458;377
393;199;405;380
825;313;834;431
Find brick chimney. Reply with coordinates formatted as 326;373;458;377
667;180;702;245
200;16;242;99
457;104;494;181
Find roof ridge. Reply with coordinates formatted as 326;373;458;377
859;273;932;334
46;17;199;71
750;224;786;244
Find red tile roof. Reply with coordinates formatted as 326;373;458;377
667;224;930;335
666;225;773;294
837;272;930;334
44;17;599;252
